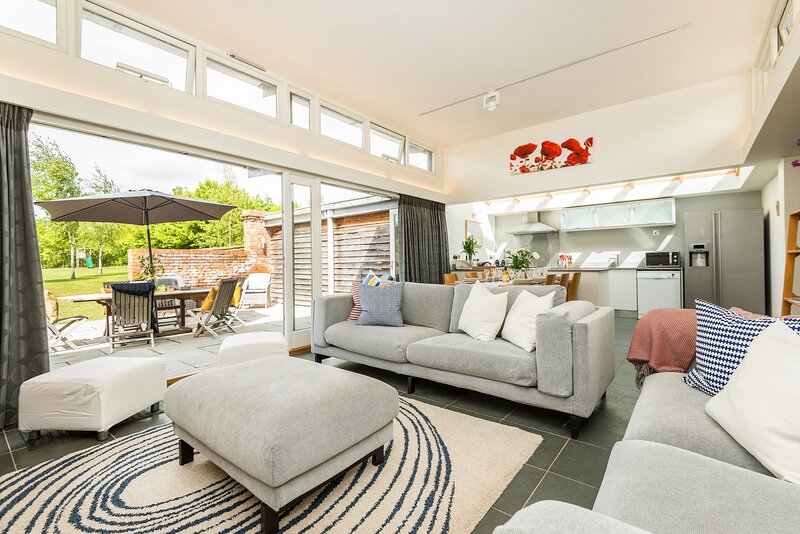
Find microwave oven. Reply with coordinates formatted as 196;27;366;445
644;251;681;267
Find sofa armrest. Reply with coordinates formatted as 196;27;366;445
571;305;616;418
536;301;597;398
494;501;647;534
311;294;354;350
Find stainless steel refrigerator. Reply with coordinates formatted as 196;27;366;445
683;208;765;314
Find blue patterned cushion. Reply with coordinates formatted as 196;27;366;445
684;300;800;395
357;282;405;327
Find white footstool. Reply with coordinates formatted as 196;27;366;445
218;332;289;367
19;357;166;441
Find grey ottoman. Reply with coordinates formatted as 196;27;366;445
165;357;398;534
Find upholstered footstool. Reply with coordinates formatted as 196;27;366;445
217;331;289;367
165;357;398;534
19;357;166;441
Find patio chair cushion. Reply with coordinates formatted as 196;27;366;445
201;287;217;311
19;357;165;433
232;284;242;306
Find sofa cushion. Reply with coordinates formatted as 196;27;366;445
449;284;566;333
594;440;800;534
623;372;771;475
324;321;444;363
406;333;537;386
401;282;454;332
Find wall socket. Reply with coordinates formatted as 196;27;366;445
652;229;660;236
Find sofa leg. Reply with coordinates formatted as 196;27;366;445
178;439;195;465
97;430;110;441
313;354;328;364
25;430;41;442
568;416;584;439
371;445;385;466
406;376;417;394
260;503;279;534
150;401;161;413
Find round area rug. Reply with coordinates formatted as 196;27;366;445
0;399;541;533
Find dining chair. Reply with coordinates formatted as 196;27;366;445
567;272;582;301
465;271;480;280
190;278;238;338
108;283;156;353
559;273;570;289
443;273;458;285
544;274;556;285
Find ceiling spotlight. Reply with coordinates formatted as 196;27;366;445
483;90;500;111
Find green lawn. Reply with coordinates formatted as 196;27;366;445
43;265;129;321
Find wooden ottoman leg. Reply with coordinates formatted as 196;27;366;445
260;503;279;534
371;445;385;466
178;439;195;465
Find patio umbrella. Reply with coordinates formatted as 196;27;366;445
35;190;235;273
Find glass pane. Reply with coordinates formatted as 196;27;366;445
292;183;312;331
290;93;310;129
0;0;56;43
370;125;404;162
206;59;277;117
408;143;433;171
320;183;394;295
632;199;674;225
561;207;596;230
596;204;631;227
81;10;189;91
320;106;362;147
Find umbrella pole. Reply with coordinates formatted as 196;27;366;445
144;208;155;278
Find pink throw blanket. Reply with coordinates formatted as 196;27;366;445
627;308;697;374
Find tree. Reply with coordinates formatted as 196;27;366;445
79;166;121;274
30;136;83;278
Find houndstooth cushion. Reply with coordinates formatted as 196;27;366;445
357;282;405;327
684;300;800;395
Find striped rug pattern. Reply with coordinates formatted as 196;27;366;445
0;399;541;533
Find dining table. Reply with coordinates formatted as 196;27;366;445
59;287;213;336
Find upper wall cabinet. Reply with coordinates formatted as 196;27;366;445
561;198;675;231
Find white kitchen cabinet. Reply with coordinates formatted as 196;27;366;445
598;270;638;311
561;198;675;231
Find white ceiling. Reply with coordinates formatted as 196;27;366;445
113;0;776;148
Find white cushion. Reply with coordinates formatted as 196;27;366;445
705;321;800;483
501;290;555;352
18;357;165;433
457;282;508;342
218;331;289;367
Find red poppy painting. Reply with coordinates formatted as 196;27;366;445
510;135;593;174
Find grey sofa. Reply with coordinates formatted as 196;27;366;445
496;372;800;533
311;282;616;437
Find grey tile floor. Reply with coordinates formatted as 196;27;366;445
0;316;639;533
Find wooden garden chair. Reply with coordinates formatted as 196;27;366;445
108;283;156;353
190;278;238;338
44;290;87;351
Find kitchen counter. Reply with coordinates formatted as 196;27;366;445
549;266;639;272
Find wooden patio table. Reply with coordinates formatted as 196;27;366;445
59;287;212;336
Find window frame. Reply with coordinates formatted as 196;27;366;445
368;123;406;164
288;89;314;132
200;51;283;121
319;102;366;149
406;140;436;173
0;0;66;51
78;1;195;93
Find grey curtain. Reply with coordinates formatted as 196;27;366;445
1;102;49;428
398;195;450;284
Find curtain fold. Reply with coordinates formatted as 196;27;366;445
398;195;450;285
1;102;49;428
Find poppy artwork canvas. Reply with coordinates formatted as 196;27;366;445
509;135;593;174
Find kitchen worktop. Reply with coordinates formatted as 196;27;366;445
549;265;683;272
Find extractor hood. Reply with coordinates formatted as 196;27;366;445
507;214;557;235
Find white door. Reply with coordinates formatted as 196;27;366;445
283;175;321;349
636;270;682;318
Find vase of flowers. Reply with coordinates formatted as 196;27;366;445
505;248;540;279
462;235;478;266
